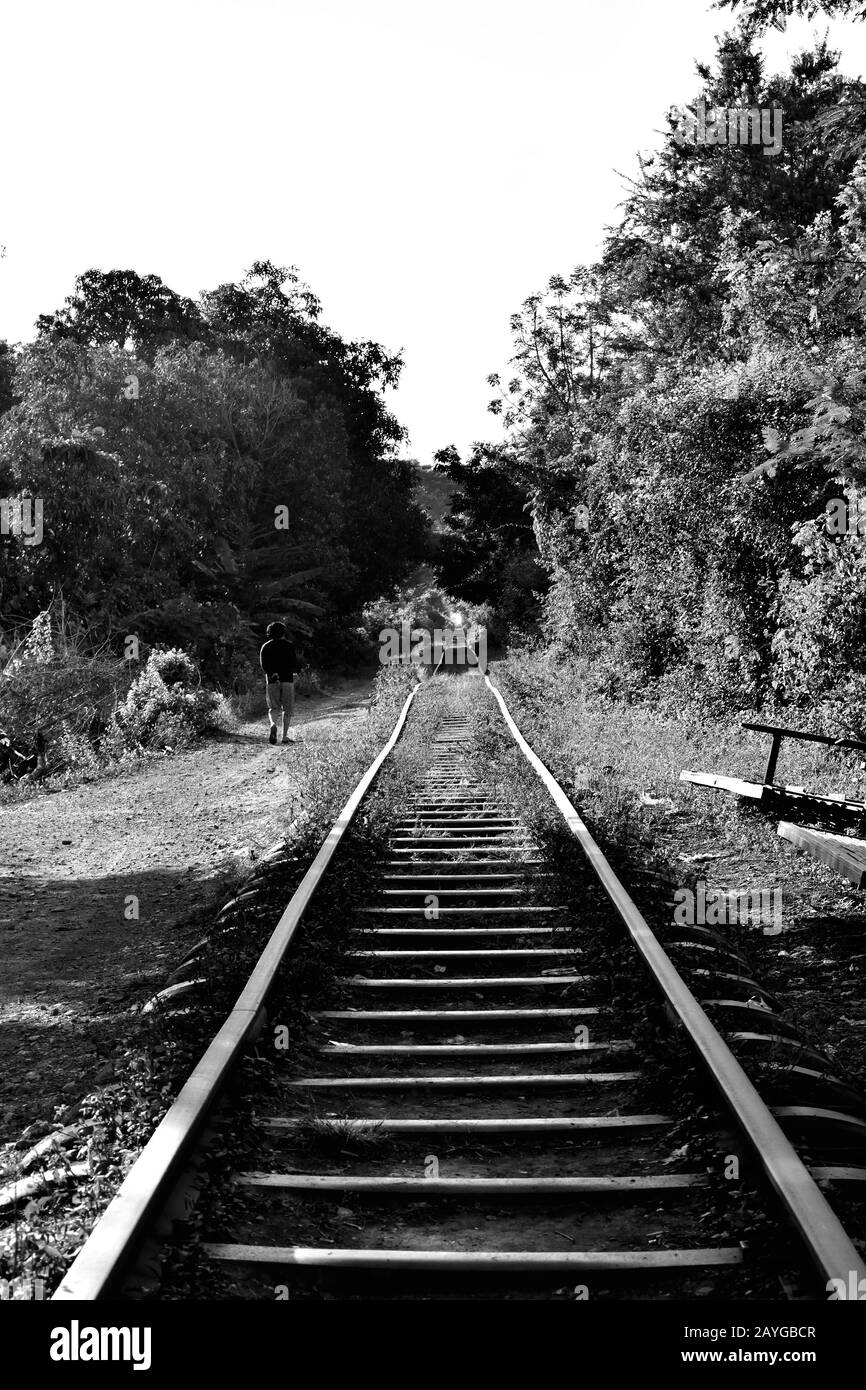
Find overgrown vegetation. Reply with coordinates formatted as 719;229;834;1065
0;260;429;706
103;648;232;756
0;604;237;787
433;9;866;735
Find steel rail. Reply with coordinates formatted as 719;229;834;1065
52;675;425;1301
484;673;866;1291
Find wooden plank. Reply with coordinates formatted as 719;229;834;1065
203;1244;743;1271
679;770;766;799
318;1041;632;1056
385;859;545;867
682;773;866;815
811;1167;866;1185
379;887;531;895
235;1172;705;1194
349;948;580;960
315;1007;605;1020
692;969;777;1000
352;927;569;936
394;817;518;823
339;975;592;989
288;1072;641;1088
257;1115;670;1134
388;849;535;856
382;873;544;880
358;906;566;914
778;822;866;888
772;1106;866;1141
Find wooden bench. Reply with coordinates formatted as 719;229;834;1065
681;721;866;818
778;822;866;887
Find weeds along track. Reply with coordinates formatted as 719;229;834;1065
53;673;866;1302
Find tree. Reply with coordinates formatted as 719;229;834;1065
0;342;15;418
36;269;203;356
200;261;428;609
449;30;866;724
0;339;332;632
4;261;430;671
432;445;547;634
718;0;866;28
597;35;862;371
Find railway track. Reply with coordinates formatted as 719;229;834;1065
53;673;866;1302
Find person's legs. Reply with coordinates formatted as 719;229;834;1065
266;680;280;743
281;681;295;743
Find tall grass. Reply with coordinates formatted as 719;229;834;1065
491;647;866;846
0;606;230;788
0;602;130;755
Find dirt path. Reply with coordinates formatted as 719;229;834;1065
0;679;373;1148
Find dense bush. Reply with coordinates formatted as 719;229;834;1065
0;606;130;758
104;647;232;754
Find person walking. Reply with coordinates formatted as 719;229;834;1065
259;621;297;745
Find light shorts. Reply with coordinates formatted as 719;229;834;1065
265;679;295;712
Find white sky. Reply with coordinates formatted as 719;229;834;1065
2;0;866;464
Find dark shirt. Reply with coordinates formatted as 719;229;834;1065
260;638;296;682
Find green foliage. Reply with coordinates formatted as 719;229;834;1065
105;647;232;753
198;260;428;611
431;444;548;636
411;460;456;533
35;269;202;356
2;263;429;677
718;0;866;28
493;644;866;827
0;602;131;772
459;30;866;728
0;341;15;417
362;582;453;636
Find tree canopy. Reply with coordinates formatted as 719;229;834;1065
0;262;428;682
435;28;866;731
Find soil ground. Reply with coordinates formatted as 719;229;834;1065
0;678;372;1151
